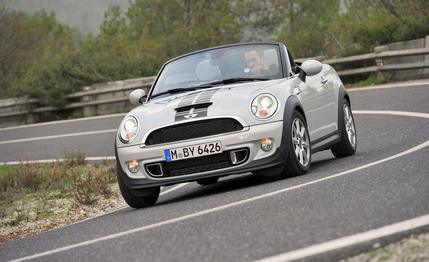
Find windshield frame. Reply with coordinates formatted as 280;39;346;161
147;42;286;101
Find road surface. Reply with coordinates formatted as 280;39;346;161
0;80;428;261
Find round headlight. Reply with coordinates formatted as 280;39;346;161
250;94;278;119
119;116;139;143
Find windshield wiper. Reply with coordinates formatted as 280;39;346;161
199;77;269;87
150;87;198;99
150;84;217;99
151;78;269;99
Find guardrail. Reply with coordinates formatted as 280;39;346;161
295;47;429;77
1;36;429;128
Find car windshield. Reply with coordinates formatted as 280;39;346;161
151;44;283;98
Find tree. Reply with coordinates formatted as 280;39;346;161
0;7;48;97
126;0;242;61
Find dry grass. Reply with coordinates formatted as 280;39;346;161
0;151;121;242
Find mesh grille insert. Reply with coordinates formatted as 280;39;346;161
145;118;243;146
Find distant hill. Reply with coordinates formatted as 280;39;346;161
0;0;130;34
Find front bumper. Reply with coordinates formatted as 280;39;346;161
116;120;287;189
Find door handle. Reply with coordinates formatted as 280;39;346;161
321;78;328;85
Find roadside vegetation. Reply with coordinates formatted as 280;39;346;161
1;0;428;109
0;151;124;243
344;233;429;261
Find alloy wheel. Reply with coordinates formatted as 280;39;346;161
291;118;310;167
343;104;356;148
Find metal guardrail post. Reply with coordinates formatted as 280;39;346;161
424;35;429;78
25;99;36;125
82;86;96;117
374;45;389;80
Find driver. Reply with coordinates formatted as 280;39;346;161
244;49;275;76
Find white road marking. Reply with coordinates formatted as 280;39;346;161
0;79;427;136
2;110;427;165
0;113;125;131
9;138;429;262
348;79;429;92
160;183;189;196
353;110;429;119
256;214;429;262
0;129;117;145
0;156;116;166
63;183;190;228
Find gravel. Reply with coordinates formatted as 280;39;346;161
344;233;429;262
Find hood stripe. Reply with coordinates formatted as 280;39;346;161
175;89;218;121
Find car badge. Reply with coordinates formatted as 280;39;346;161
184;108;198;119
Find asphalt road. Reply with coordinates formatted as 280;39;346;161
0;81;428;261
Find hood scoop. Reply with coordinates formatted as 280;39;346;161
175;102;212;113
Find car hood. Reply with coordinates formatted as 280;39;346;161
117;78;295;147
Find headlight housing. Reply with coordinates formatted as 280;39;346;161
250;94;278;119
119;116;139;143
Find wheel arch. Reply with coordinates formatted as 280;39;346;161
283;95;307;124
344;93;351;107
294;104;306;122
281;96;307;157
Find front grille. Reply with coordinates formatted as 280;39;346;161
144;148;249;177
145;118;243;146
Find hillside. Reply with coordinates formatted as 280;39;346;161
0;0;129;34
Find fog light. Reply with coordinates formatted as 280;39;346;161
127;160;140;173
260;138;273;152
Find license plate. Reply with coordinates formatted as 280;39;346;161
164;141;222;162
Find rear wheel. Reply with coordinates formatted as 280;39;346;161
116;161;160;208
283;111;311;177
196;177;219;185
331;100;357;157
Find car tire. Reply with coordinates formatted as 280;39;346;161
283;111;311;177
196;177;219;185
116;161;160;208
331;99;357;158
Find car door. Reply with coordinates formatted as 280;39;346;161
298;66;337;141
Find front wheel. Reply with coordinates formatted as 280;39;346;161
116;161;160;208
331;100;357;157
283;111;311;177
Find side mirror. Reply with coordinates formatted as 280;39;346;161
299;60;323;82
129;89;146;105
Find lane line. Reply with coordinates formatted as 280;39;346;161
256;214;429;262
348;79;429;92
0;110;426;146
354;110;429;119
9;138;429;262
1;110;426;164
63;183;190;228
1;156;116;166
0;113;125;132
0;129;117;145
1;79;427;134
160;183;190;196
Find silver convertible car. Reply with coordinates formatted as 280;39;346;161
115;43;357;208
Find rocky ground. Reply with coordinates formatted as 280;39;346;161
0;184;125;243
2;183;428;262
344;233;429;262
